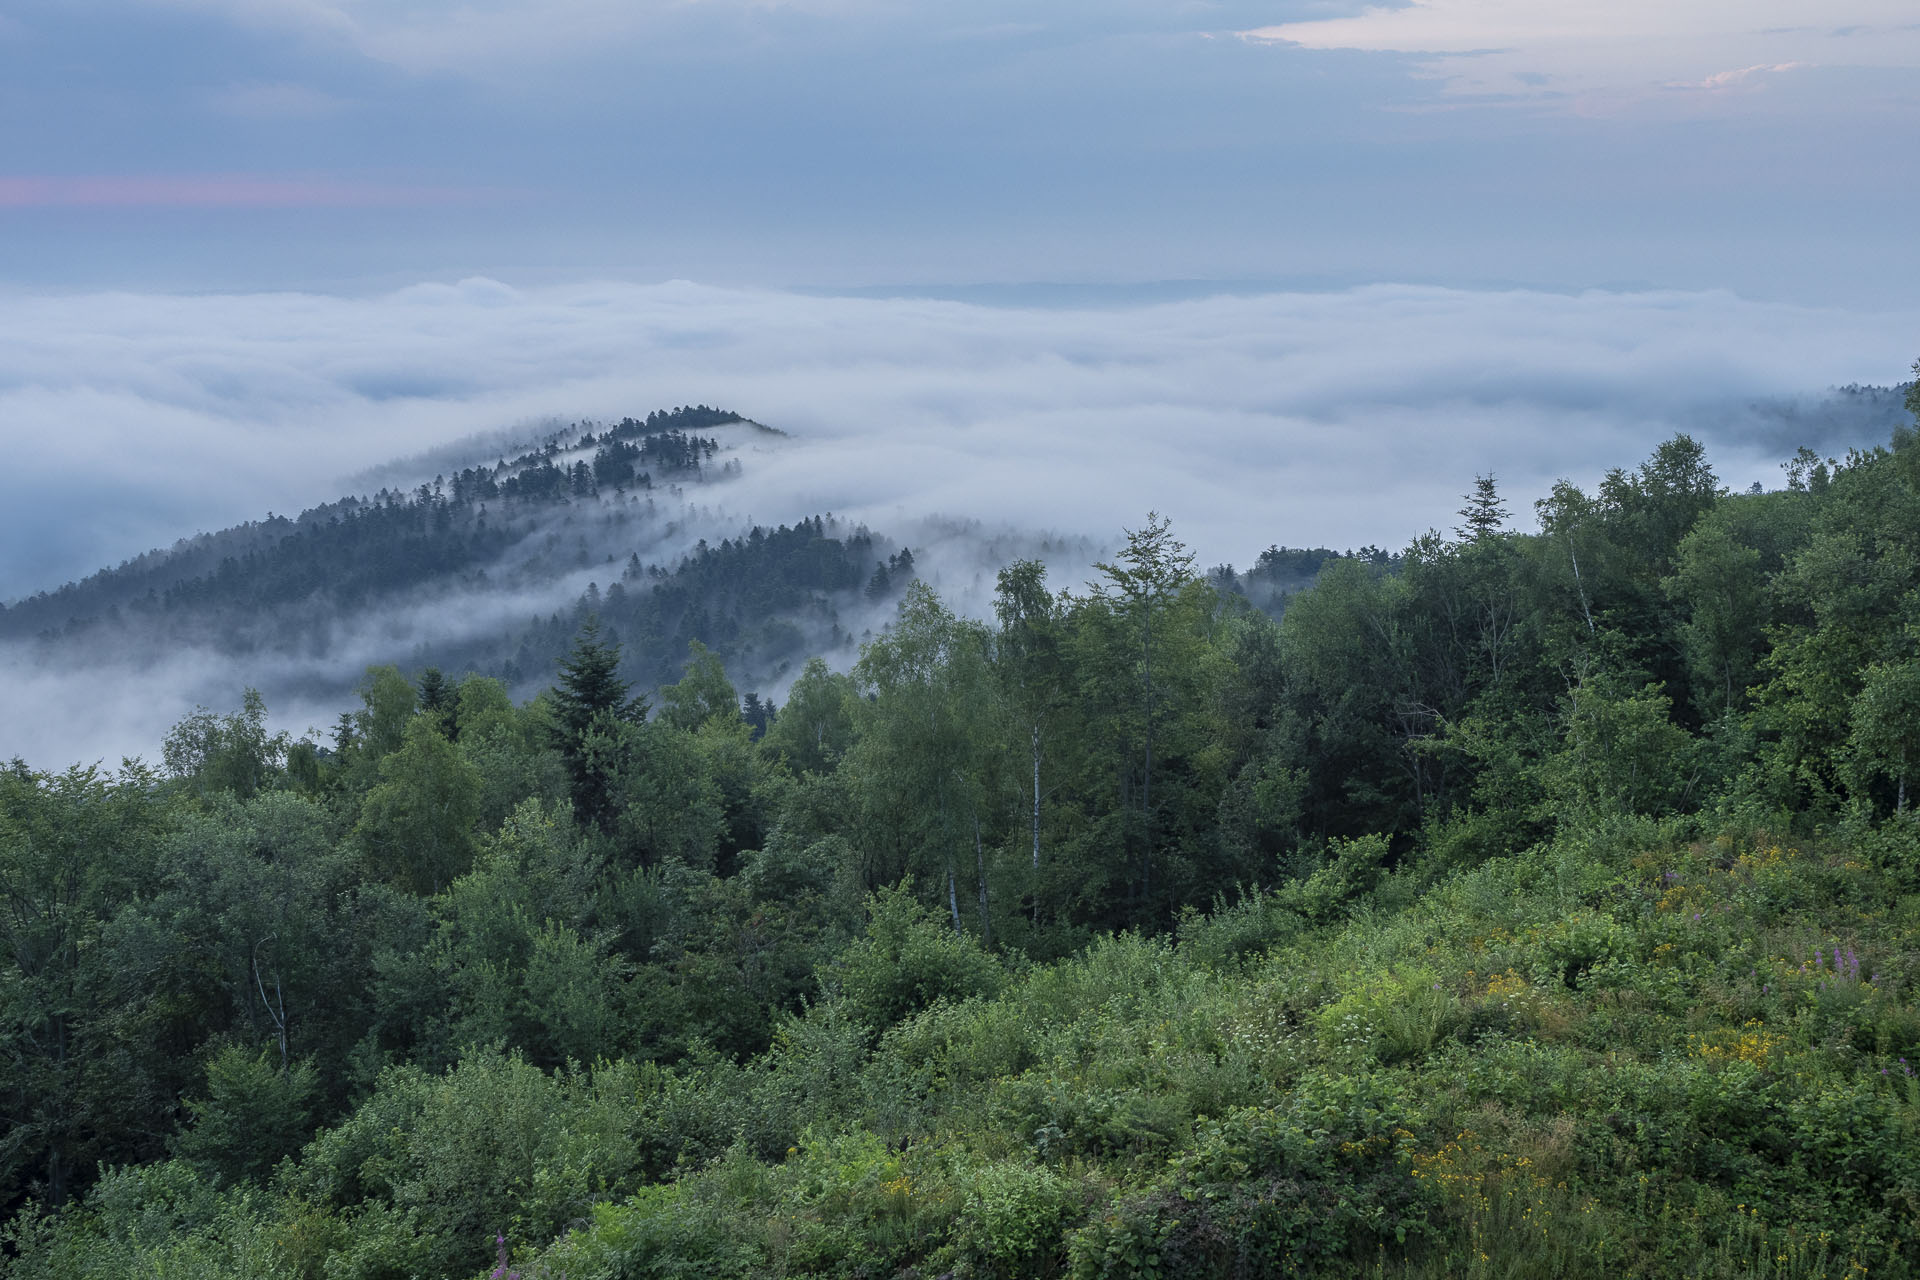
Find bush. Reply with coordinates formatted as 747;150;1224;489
0;1162;296;1280
830;886;1005;1031
173;1045;320;1186
1316;969;1460;1065
290;1049;644;1280
1150;1071;1438;1275
1281;834;1390;924
945;1158;1078;1278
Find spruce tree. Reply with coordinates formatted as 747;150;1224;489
1456;473;1510;542
549;615;645;830
417;667;453;738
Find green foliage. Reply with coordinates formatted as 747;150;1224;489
291;1049;646;1280
173;1045;319;1185
831;887;1005;1031
600;718;725;869
353;666;418;763
0;1161;296;1280
1317;969;1460;1064
355;715;484;894
1548;672;1698;818
1664;516;1768;719
26;421;1920;1279
550;615;648;831
657;640;741;732
0;761;173;1207
1846;655;1920;814
760;657;857;777
1281;832;1391;923
161;688;290;801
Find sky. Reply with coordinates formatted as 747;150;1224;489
2;1;1917;297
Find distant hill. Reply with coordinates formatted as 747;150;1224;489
0;406;911;706
1708;381;1917;455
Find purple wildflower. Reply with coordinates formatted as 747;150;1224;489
491;1234;520;1280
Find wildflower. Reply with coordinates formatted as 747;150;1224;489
491;1234;520;1280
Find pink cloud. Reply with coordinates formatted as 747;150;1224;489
1675;61;1808;91
0;175;494;209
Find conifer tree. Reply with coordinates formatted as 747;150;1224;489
549;615;645;829
417;666;454;738
1456;473;1510;542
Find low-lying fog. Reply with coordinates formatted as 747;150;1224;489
3;279;1916;767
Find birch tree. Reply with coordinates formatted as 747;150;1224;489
851;583;1000;942
1091;514;1198;907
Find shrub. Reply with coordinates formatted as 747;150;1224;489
0;1162;296;1280
830;886;1004;1031
1316;968;1460;1065
944;1158;1077;1278
173;1046;320;1186
1536;910;1632;988
289;1050;644;1280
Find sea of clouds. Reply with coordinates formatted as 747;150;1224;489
2;278;1915;764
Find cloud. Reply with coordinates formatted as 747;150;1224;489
3;277;1916;764
1676;62;1807;92
4;0;1905;304
1;278;1911;603
0;175;494;207
1240;1;1920;109
140;0;1314;73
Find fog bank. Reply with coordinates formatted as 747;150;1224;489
5;280;1913;602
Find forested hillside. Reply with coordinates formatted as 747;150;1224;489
0;407;749;641
0;406;923;699
8;401;1920;1277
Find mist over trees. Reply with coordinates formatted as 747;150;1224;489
11;401;1920;1275
0;407;925;717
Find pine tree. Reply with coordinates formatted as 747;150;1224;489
1456;474;1510;542
417;667;453;737
549;615;646;829
741;692;775;741
550;617;640;741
